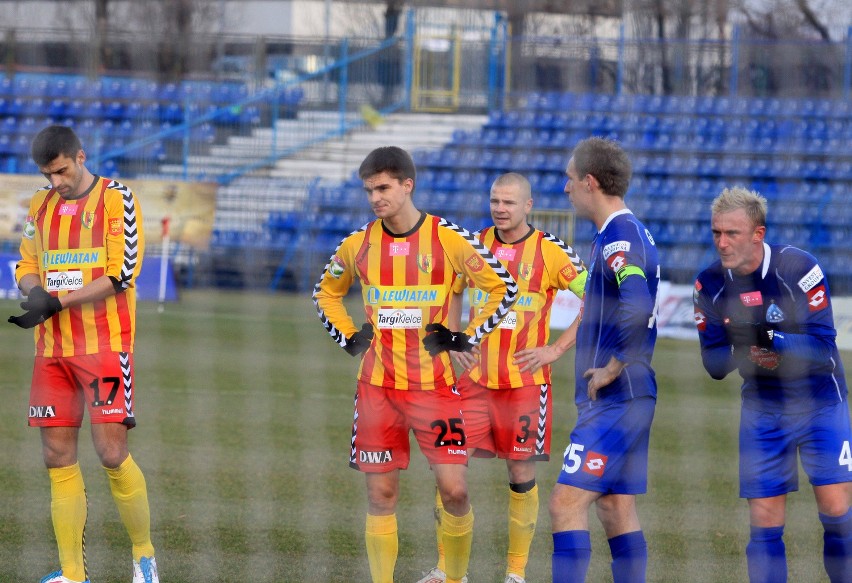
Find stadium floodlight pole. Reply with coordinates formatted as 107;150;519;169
157;216;170;313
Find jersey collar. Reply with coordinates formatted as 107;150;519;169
598;208;633;233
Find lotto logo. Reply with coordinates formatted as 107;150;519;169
808;285;827;311
694;309;706;332
582;451;608;477
607;252;626;272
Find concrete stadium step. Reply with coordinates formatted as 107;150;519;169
268;112;487;181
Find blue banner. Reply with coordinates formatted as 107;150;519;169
0;252;177;302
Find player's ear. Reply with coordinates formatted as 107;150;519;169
753;225;766;242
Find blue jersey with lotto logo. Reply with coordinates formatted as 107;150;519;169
694;243;847;413
574;209;660;406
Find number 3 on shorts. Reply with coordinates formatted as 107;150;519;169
840;441;852;471
562;443;585;474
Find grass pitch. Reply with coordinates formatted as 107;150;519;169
0;290;847;582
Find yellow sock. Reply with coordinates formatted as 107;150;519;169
435;489;446;572
104;454;155;561
48;463;88;583
441;507;473;583
365;513;397;583
507;484;539;578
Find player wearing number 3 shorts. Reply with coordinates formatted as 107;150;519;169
550;138;660;583
416;173;587;583
694;187;852;583
313;146;518;583
8;125;158;583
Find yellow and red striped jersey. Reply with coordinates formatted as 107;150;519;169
15;177;145;357
313;213;518;391
454;226;586;389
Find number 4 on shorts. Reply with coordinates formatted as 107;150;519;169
840;441;852;471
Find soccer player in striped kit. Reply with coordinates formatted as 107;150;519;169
313;146;518;583
419;172;586;583
550;137;660;583
8;125;158;583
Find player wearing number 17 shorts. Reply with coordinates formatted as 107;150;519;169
694;186;851;583
550;138;660;583
313;146;518;583
8;125;158;583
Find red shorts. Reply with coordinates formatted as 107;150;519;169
349;380;469;472
459;374;551;461
29;353;136;428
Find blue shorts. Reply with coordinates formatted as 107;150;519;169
556;396;656;495
739;401;852;499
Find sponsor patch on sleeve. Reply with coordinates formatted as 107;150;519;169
109;217;122;236
23;216;36;239
694;309;706;332
797;264;824;293
606;252;627;273
602;240;630;259
465;254;484;272
329;255;346;278
560;263;578;280
807;285;828;312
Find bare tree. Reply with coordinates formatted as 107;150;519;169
732;0;837;40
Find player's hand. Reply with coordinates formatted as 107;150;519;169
583;365;622;401
450;348;479;371
724;319;774;349
8;309;49;329
423;323;472;356
343;323;374;357
514;344;563;374
8;286;62;329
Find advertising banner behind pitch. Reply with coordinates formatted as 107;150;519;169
0;174;217;250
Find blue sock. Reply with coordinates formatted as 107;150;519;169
746;525;786;583
608;530;647;583
820;508;852;583
552;530;591;583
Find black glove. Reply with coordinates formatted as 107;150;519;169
8;286;63;329
422;323;473;356
343;323;374;357
725;320;774;350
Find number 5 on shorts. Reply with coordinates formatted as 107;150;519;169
562;443;585;474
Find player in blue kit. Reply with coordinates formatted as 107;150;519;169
550;137;660;583
693;186;852;583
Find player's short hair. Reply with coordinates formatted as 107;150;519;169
31;125;83;167
359;146;417;187
712;186;767;227
491;172;531;200
571;137;632;198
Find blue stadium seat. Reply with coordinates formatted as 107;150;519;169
158;82;180;102
104;101;125;120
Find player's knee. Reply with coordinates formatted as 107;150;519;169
438;483;469;514
95;443;129;469
548;486;581;523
